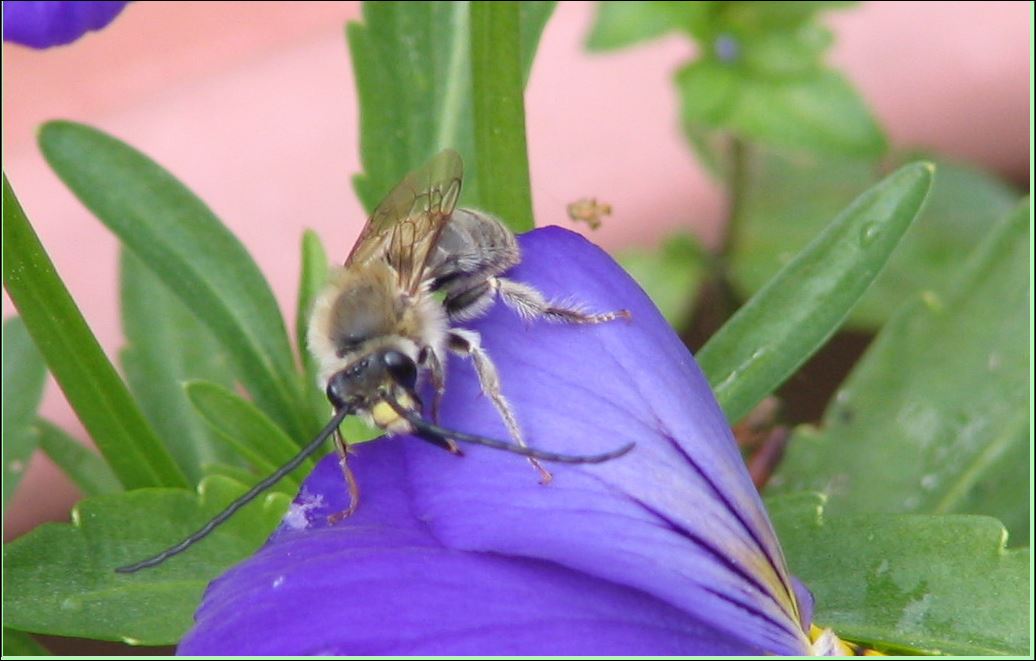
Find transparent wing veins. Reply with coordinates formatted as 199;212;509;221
347;149;463;293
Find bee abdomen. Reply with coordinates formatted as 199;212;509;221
426;208;520;291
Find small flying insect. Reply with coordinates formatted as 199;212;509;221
117;149;633;574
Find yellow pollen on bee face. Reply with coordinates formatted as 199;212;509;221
371;391;415;430
371;401;401;428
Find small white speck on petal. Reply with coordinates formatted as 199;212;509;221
283;490;325;530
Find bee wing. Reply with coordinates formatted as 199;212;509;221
347;149;463;293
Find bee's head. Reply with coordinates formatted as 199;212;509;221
325;349;419;416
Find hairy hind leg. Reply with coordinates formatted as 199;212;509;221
494;277;630;324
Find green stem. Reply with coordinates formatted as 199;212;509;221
720;136;749;259
685;136;748;349
470;1;535;232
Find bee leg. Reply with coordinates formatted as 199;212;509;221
493;277;631;324
423;349;445;423
418;347;460;454
327;428;360;524
447;327;553;484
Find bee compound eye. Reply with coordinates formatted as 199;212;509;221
382;350;417;391
325;371;350;410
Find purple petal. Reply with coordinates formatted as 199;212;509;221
180;449;769;656
181;227;811;655
3;1;128;49
793;576;816;633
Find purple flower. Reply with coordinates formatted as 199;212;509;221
178;227;813;655
714;33;741;63
3;1;128;49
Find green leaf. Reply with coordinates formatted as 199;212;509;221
185;381;316;491
616;234;707;327
680;120;731;179
718;2;855;34
38;122;311;444
739;24;832;77
295;230;328;384
586;1;710;51
518;2;556;77
36;419;121;497
769;201;1031;540
295;229;331;424
2;317;47;508
349;1;475;211
675;60;739;125
120;249;237;483
946;421;1029;543
2;628;50;655
348;1;553;216
698;162;933;424
593;3;879;156
730;152;1020;328
2;174;187;490
471;1;534;231
770;492;1029;655
723;69;887;157
202;462;268;489
2;477;290;645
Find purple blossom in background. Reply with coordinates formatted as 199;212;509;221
2;1;128;49
179;228;815;655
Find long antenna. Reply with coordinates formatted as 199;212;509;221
115;407;349;574
385;396;635;463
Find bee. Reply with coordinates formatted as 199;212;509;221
116;149;633;573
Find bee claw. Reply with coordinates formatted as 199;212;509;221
326;504;357;525
532;459;553;484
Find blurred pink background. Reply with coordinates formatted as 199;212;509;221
2;1;1029;539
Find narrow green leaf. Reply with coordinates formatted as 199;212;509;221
348;1;479;212
2;317;47;507
348;1;552;216
36;419;121;497
38;122;310;443
185;381;317;490
770;493;1029;655
770;200;1030;540
470;1;534;231
616;233;707;327
2;174;187;489
1;478;290;644
2;628;50;656
698;162;934;423
730;153;1019;328
120;248;237;482
295;229;331;424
